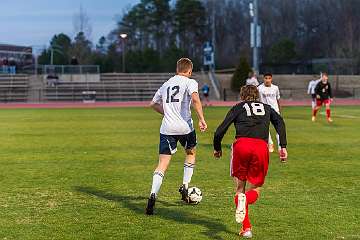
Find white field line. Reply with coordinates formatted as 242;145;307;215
320;112;360;119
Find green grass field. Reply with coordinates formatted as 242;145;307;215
0;106;359;239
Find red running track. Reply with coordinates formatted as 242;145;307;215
0;99;359;109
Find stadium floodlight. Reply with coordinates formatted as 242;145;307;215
249;3;254;17
119;33;128;72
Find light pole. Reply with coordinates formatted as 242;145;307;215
249;0;261;73
120;33;128;73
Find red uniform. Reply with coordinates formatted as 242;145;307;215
231;137;269;186
316;98;330;107
214;101;287;186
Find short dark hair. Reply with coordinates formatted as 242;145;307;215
264;73;272;77
240;85;260;101
322;72;328;76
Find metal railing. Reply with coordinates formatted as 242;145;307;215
39;65;100;75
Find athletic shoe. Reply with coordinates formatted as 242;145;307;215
179;184;189;203
145;193;156;215
327;117;333;123
235;193;246;223
312;116;316;122
239;228;253;238
268;144;274;153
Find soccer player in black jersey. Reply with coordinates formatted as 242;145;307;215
213;85;288;238
312;72;333;122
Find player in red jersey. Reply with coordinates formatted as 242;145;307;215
213;85;288;238
312;72;333;122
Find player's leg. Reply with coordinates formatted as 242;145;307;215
311;95;316;109
146;154;172;215
179;131;197;202
146;134;177;215
231;138;252;224
325;101;333;122
151;154;172;196
234;177;247;224
239;138;268;237
240;184;261;238
312;100;322;121
268;132;274;152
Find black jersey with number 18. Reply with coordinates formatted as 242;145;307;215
213;101;287;152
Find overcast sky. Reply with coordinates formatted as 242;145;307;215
0;0;140;48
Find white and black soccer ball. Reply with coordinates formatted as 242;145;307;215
188;187;202;204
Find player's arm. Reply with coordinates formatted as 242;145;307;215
269;108;288;161
314;82;321;99
149;101;164;115
276;87;282;113
328;82;333;100
191;92;207;132
307;82;312;94
277;99;282;114
213;106;237;158
149;89;164;115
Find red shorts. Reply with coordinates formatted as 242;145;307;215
316;99;331;106
231;137;269;186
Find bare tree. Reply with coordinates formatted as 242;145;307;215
73;4;92;38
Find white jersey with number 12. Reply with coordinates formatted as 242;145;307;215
152;75;198;135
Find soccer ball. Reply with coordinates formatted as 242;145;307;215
188;187;202;204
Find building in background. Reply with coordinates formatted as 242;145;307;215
0;44;33;73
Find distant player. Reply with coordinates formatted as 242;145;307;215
307;74;321;109
201;83;210;106
213;85;287;238
246;71;259;86
146;58;207;215
312;72;333;122
257;73;282;156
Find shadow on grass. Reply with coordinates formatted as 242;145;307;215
75;186;236;240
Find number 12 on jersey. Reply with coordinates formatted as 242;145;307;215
243;103;265;116
166;86;180;103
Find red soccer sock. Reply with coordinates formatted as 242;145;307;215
326;109;331;118
242;204;251;229
312;108;319;117
245;190;259;205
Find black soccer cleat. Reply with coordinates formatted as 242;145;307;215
179;184;189;203
145;193;156;215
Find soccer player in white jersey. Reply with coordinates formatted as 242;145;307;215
246;71;259;86
257;73;283;160
146;58;207;215
307;74;322;109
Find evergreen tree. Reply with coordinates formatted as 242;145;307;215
231;57;251;92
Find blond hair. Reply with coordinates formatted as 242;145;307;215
176;58;193;73
240;85;260;101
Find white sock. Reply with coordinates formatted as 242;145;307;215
311;100;316;109
183;163;195;188
150;171;164;197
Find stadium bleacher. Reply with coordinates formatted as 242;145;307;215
44;73;174;102
0;72;359;103
0;74;29;102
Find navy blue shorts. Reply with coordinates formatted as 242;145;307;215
159;131;197;155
